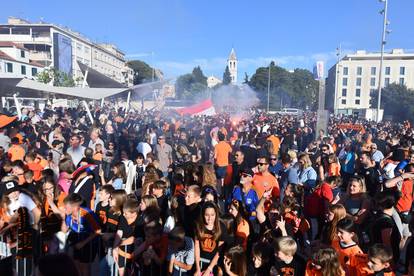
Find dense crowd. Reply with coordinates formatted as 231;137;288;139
0;103;413;276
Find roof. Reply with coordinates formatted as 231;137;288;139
0;41;26;50
0;50;15;62
0;50;44;67
77;61;126;88
228;48;237;60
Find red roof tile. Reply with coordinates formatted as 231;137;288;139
0;41;27;50
0;50;16;62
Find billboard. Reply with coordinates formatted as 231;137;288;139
313;61;324;80
53;33;72;75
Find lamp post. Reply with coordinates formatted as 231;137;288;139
376;0;390;122
267;62;272;113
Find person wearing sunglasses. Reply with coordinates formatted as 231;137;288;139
230;168;259;222
252;157;280;200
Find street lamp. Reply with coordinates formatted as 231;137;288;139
267;62;272;113
376;0;390;122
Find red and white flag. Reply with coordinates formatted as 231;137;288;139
176;99;216;116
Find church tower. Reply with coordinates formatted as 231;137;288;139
227;48;237;84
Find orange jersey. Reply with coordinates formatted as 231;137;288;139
328;163;341;177
8;144;25;161
349;253;395;276
214;141;232;167
253;172;280;199
331;239;363;274
305;260;345;276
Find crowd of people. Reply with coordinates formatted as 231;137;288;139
0;103;413;276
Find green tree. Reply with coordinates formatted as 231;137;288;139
243;72;249;84
175;67;208;100
223;66;232;85
370;83;414;122
36;68;75;87
249;64;318;110
127;60;158;85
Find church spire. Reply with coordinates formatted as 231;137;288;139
227;48;238;84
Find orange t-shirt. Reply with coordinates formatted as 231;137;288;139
331;238;363;273
396;179;414;212
349;253;395;276
252;172;280;199
8;144;25;161
328;163;341;177
267;135;281;155
214;141;232;167
305;260;345;276
27;162;44;181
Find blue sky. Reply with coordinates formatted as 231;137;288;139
2;0;414;80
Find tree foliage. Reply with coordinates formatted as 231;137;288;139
248;64;318;110
127;60;158;85
223;66;232;85
175;66;208;100
36;68;75;87
370;83;414;122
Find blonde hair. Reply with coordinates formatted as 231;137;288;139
202;164;217;187
274;236;297;256
346;177;367;195
298;153;312;169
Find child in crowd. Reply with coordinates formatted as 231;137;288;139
272;236;306;276
249;241;273;275
167;226;195;276
332;218;363;274
113;198;139;276
305;247;345;276
350;244;395;276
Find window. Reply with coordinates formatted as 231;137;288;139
343;67;348;75
400;67;405;75
6;63;13;73
357;67;362;75
11;27;30;35
355;99;360;105
370;77;376;87
385;77;390;86
0;27;10;34
20;50;25;58
356;78;362;86
342;77;348;86
31;67;37;76
371;67;376;75
21;65;26;75
356;88;361;97
399;78;405;85
370;89;376;96
341;99;346;105
342;88;347;96
85;47;90;54
77;43;82;51
385;67;391;75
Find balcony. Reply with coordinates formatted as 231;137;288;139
30;51;52;61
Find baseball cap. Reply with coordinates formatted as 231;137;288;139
3;181;19;195
241;168;254;178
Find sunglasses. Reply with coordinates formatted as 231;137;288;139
270;158;277;160
241;173;252;177
257;162;268;166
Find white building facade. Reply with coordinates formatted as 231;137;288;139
0;17;133;86
207;75;222;88
326;49;414;114
228;48;237;84
0;41;44;78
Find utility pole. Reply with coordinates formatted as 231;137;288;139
334;44;341;114
267;62;271;113
376;0;390;122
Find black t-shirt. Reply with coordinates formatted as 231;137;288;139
106;211;121;233
370;212;401;262
272;254;306;276
259;216;293;242
359;166;381;197
95;202;110;231
118;216;138;239
156;194;168;223
183;203;201;238
197;228;224;261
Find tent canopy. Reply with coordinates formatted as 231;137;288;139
0;77;168;100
